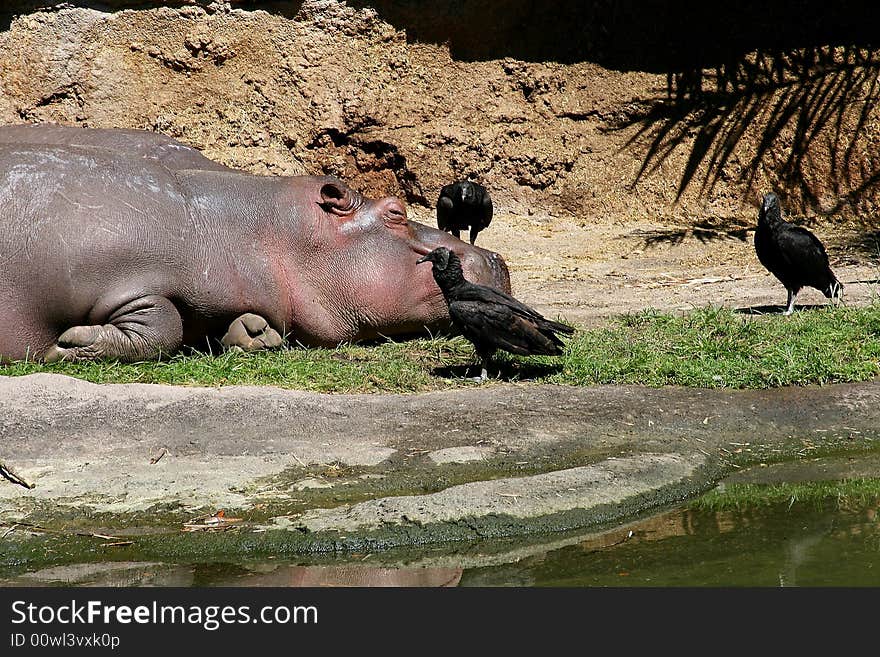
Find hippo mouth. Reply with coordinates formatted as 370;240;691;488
412;243;511;293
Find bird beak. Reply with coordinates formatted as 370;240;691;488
416;254;430;264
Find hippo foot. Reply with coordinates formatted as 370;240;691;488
221;313;283;352
44;326;106;363
43;296;184;363
44;324;163;363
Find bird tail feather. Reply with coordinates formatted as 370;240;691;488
541;319;575;335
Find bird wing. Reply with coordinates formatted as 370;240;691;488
453;282;556;322
436;195;455;231
479;192;493;227
755;221;838;293
449;299;566;356
775;224;832;269
455;284;575;335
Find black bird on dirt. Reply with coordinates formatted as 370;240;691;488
436;180;493;245
754;192;842;315
417;246;574;381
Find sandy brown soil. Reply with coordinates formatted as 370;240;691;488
408;206;880;326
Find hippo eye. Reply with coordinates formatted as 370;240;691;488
385;206;407;225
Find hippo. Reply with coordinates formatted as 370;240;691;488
0;124;510;362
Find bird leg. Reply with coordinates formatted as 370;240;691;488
471;352;491;382
784;288;798;316
469;226;478;245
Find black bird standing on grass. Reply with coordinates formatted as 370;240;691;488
418;246;574;381
754;192;842;315
436;180;493;245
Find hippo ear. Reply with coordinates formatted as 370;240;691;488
319;182;359;216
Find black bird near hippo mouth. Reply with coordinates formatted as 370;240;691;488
418;246;574;381
0;124;511;362
754;192;842;316
436;180;493;245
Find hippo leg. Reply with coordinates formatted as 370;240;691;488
221;313;283;352
43;296;183;362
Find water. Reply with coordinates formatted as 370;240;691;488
4;497;879;587
461;501;880;586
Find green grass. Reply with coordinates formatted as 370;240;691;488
691;479;880;512
555;303;880;388
2;304;879;392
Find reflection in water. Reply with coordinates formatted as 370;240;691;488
3;499;878;587
778;533;824;587
2;562;196;588
461;500;880;587
201;565;463;587
3;563;463;588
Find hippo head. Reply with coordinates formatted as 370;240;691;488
292;177;510;344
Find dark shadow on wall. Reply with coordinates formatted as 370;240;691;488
348;0;879;68
8;1;878;67
353;1;880;217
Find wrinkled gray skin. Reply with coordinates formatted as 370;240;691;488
0;124;510;362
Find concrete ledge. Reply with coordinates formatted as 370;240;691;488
1;374;879;556
293;453;704;533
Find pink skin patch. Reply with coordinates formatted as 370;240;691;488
264;181;508;345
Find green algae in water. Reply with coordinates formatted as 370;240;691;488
459;498;880;586
4;496;880;587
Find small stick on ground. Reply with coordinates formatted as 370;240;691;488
86;532;125;540
149;448;168;465
0;521;123;541
0;460;35;489
583;530;636;555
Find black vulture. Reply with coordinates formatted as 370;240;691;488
417;246;574;381
436;180;493;245
754;192;842;315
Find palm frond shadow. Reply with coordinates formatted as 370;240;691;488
633;217;753;248
830;230;880;261
615;45;880;215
